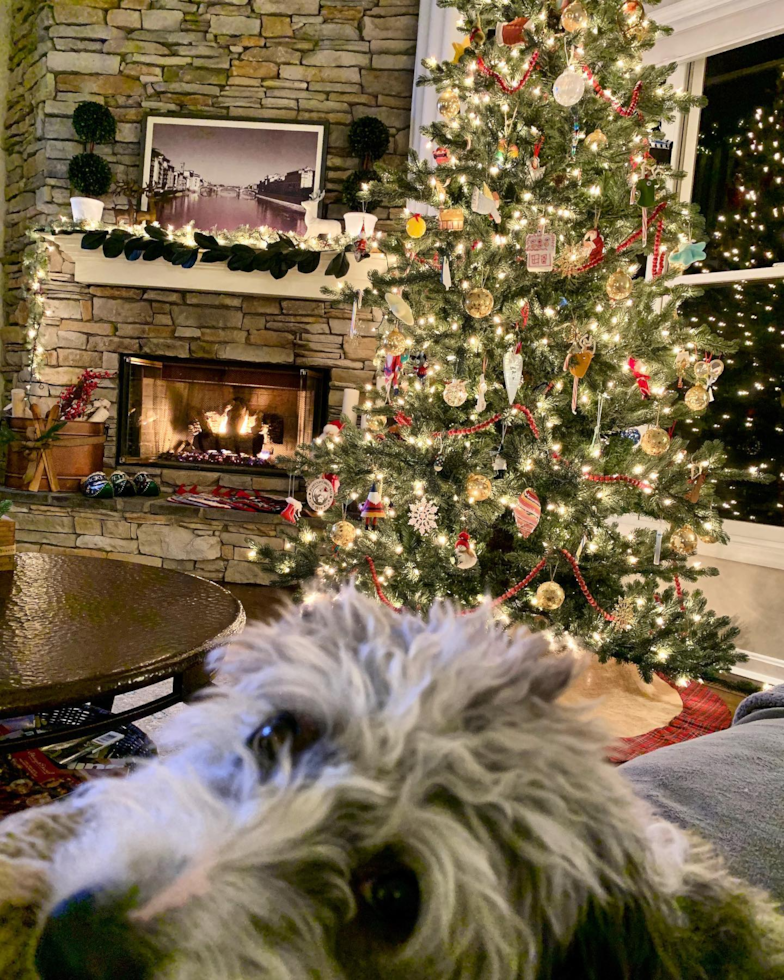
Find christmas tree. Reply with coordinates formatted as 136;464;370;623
684;71;784;524
252;0;756;682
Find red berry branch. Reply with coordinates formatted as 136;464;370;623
58;369;113;421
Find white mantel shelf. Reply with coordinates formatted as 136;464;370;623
50;235;389;301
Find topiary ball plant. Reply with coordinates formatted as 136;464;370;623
341;118;391;216
72;101;117;150
347;117;391;170
341;169;381;212
68;153;113;198
69;102;116;219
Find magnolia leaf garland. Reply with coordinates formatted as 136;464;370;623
79;226;353;280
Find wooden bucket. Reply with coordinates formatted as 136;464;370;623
3;419;106;493
0;518;14;572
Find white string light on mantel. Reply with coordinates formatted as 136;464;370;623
20;216;385;391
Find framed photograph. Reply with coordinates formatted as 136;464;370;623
140;116;328;235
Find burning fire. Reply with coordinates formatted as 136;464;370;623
204;408;229;436
239;412;258;436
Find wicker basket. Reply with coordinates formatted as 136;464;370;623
438;207;465;231
0;518;14;572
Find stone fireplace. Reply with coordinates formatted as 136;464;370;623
118;355;327;474
1;0;420;580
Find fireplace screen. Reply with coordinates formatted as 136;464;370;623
118;356;326;471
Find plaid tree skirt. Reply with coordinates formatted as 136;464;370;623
609;679;732;765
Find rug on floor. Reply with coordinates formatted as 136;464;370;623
609;680;732;764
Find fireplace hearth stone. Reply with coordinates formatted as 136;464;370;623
3;487;320;584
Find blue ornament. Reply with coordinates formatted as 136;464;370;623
619;427;642;445
669;241;706;270
558;296;569;308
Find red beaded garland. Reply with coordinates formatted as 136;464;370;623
559;548;615;622
432;403;540;440
475;51;540;94
583;473;652;491
580;65;644;119
568;202;668;277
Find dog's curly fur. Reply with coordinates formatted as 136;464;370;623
2;587;783;978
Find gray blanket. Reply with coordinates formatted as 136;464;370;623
623;684;784;903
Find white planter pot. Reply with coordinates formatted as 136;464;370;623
343;211;378;239
70;197;105;223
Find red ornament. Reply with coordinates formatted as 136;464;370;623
628;357;651;399
281;497;303;525
583;228;604;263
433;147;452;166
323;472;341;493
494;16;530;47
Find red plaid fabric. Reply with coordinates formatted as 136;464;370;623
608;678;732;765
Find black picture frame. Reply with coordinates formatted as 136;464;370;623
139;113;330;236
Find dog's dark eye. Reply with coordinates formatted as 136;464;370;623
247;711;319;767
355;863;420;945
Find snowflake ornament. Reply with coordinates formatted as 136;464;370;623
408;497;439;534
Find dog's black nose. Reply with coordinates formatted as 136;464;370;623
36;889;156;980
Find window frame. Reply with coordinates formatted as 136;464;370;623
648;34;784;556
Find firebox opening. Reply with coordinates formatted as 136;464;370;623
117;355;327;473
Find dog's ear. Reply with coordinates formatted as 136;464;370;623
539;893;675;980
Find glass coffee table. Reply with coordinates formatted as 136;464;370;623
0;553;245;751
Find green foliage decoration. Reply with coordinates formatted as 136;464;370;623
68;153;112;198
347;117;391;168
72;101;117;148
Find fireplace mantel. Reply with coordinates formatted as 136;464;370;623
49;235;389;301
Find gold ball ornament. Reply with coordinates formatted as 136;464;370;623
684;385;710;412
619;0;648;40
330;520;357;548
464;287;494;318
561;0;589;32
640;426;670;457
585;129;608;152
406;214;427;239
535;581;565;611
383;327;408;356
697;527;719;545
622;0;645;23
670;525;699;556
466;473;492;502
437;89;461;119
365;414;387;433
606;270;634;301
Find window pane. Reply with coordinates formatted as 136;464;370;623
681;281;784;524
689;35;784;275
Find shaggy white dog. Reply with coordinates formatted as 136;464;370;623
2;587;783;979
